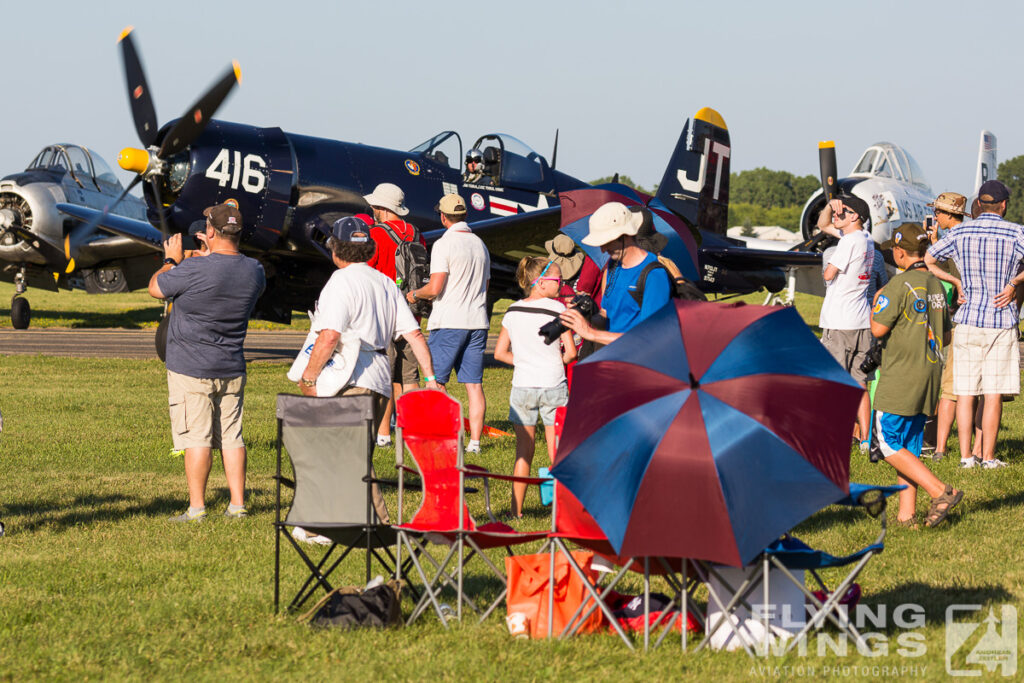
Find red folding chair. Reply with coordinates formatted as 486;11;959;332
394;390;547;627
543;406;702;650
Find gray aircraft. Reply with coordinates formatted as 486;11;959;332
0;143;156;329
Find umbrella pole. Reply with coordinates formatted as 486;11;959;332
644;557;651;652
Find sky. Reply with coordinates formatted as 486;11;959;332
2;0;1021;199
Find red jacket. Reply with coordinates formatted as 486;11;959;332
367;219;425;281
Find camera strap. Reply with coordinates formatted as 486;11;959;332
506;305;559;318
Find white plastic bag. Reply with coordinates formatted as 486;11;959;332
287;326;361;397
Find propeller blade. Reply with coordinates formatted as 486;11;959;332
818;141;840;203
551;129;559;170
119;27;159;148
65;174;144;261
149;176;170;239
158;61;241;158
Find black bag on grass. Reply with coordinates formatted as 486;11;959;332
302;581;403;629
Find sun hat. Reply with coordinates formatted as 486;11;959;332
363;183;409;216
581;201;643;247
544;233;585;280
926;192;967;216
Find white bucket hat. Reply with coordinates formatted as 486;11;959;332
363;183;409;216
582;201;643;247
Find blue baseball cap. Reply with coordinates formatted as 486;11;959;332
331;216;370;243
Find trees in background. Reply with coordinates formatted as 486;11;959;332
997;156;1024;224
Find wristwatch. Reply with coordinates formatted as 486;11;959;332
300;376;316;387
163;257;179;267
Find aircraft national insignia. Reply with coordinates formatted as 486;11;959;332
470;193;485;211
404;160;420;176
873;294;889;314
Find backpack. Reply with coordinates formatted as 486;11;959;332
301;581;403;630
379;221;431;317
629;255;706;304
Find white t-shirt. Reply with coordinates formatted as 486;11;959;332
427;223;490;330
312;263;420;396
501;298;568;388
819;229;873;330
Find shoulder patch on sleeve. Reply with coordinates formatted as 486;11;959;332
873;294;889;315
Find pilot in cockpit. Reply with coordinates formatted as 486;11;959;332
463;148;486;184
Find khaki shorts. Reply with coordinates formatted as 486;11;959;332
940;344;957;402
167;370;246;450
952;324;1021;396
821;328;872;385
388;337;419;386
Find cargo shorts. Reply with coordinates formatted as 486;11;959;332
167;369;246;450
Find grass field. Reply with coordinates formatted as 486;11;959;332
1;287;1023;680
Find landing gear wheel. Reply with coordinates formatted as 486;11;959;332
155;313;169;362
11;296;30;329
84;267;129;294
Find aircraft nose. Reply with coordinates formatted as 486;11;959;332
118;147;150;174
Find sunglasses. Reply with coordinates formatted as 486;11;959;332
535;277;562;284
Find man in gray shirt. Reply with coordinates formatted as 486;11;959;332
148;200;266;522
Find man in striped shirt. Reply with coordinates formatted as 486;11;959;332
925;180;1024;469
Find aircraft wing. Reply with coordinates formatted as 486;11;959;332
55;203;164;251
700;245;822;268
424;206;562;261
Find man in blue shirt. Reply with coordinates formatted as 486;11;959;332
148;200;266;522
560;201;671;344
925;180;1024;469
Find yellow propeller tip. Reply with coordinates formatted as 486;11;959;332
819;140;835;149
65;258;76;274
118;26;134;43
232;60;242;85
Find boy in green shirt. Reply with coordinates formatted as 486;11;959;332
870;223;964;528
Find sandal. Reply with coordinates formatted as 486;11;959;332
924;485;964;528
894;516;919;530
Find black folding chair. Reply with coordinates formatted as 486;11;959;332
273;393;405;613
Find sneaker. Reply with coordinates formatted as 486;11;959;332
291;526;331;546
960;456;981;469
859;440;869;454
376;435;392;447
932;451;946;462
168;448;184;458
466;440;481;454
169;508;206;523
981;458;1008;469
223;506;248;519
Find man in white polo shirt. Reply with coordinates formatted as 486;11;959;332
408;194;491;452
816;194;875;449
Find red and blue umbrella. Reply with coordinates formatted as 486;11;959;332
558;185;700;282
550;300;863;567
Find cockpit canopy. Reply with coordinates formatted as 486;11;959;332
409;131;550;188
27;144;123;193
850;142;930;192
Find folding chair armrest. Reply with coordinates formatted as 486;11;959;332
272;474;295;489
363;476;424;492
458;467;548;485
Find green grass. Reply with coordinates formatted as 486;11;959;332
1;290;1023;679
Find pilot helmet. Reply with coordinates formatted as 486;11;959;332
466;148;483;164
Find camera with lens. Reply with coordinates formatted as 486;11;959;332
859;338;885;376
539;293;596;345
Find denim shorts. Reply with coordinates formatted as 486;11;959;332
428;328;487;384
508;384;569;426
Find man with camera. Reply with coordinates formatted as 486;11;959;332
559;202;671;346
148;200;266;523
407;193;490;453
815;195;875;450
870;223;962;528
922;192;967;461
925;180;1024;469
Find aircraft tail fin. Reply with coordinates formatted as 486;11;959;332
656;107;731;234
974;130;997;194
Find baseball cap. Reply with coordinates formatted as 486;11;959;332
202;200;243;234
977;180;1010;203
436;193;467;215
881;222;929;251
927;192;967;215
330;216;370;243
582;202;644;247
837;194;871;225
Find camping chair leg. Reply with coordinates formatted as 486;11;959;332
416;540;482;616
554;540;633;649
279;532;342;611
289;543;358;612
547;540;555;640
274;525;282;614
693;562;760;656
401;534;451;629
643;558;651;652
464;535;511;623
